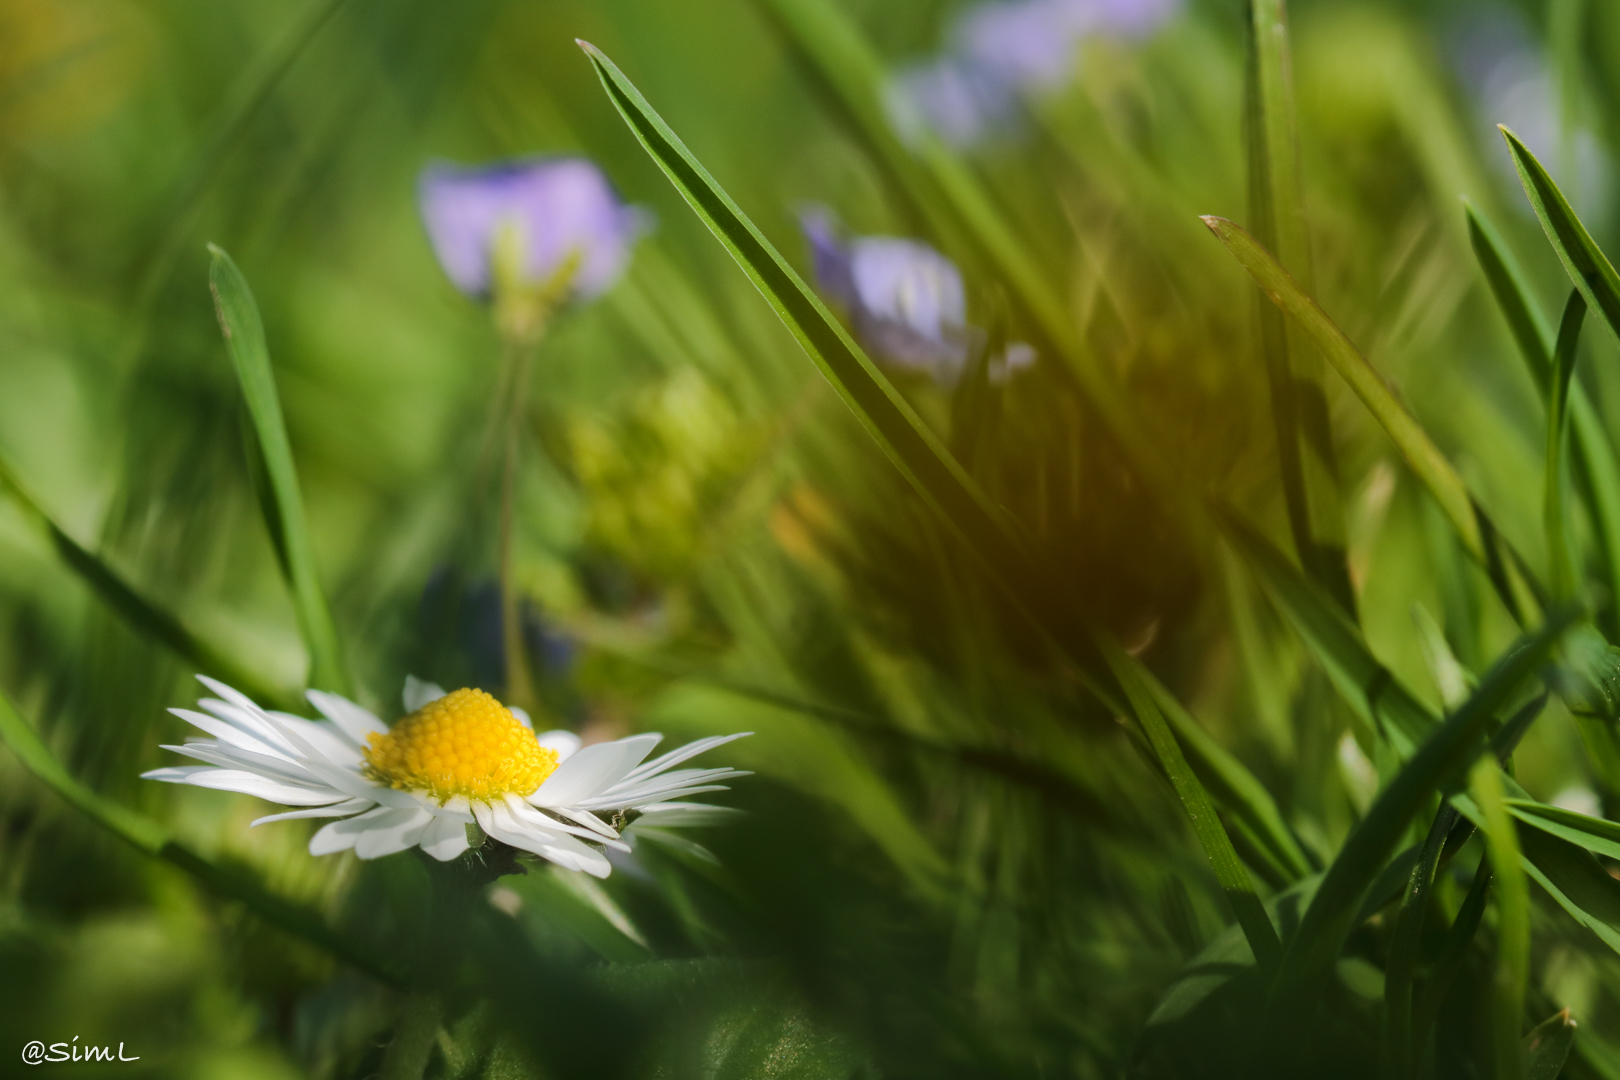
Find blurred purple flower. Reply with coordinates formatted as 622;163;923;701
886;0;1180;147
418;157;644;301
802;208;970;382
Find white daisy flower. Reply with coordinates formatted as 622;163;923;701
142;675;749;878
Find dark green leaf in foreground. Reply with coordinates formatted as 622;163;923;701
1545;290;1586;600
0;682;398;984
0;453;295;710
1262;605;1579;1062
580;40;1283;965
208;245;349;695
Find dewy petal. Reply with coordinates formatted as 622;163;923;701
353;807;435;860
535;729;582;761
402;676;446;713
420;814;471;862
529;733;662;808
306;690;389;744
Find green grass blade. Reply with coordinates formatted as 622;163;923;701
0;683;398;984
581;41;1291;966
1507;800;1620;860
1413;855;1492;1050
208;245;349;695
1524;1009;1578;1080
1468;202;1620;626
1382;806;1458;1078
1100;634;1282;971
1261;605;1579;1060
1218;507;1438;757
1204;216;1484;563
1502;126;1620;347
1547;291;1587;599
1245;0;1352;612
0;453;296;710
1470;757;1529;1080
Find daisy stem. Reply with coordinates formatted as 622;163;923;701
379;990;442;1080
498;331;539;715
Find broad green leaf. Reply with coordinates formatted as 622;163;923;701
1244;0;1352;612
1524;1009;1578;1080
0;683;398;984
0;453;296;710
1218;508;1438;757
1204;216;1484;564
1470;757;1529;1080
581;41;1286;965
1412;603;1474;710
1467;201;1620;626
1262;605;1579;1057
1546;291;1587;599
1503;126;1620;348
208;245;349;695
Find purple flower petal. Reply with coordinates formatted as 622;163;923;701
417;157;644;301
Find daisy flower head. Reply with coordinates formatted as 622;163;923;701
143;676;748;878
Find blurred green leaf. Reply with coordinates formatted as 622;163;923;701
208;244;349;695
1262;605;1578;1060
583;39;1287;967
1470;756;1529;1080
1524;1008;1578;1080
0;452;294;710
1245;0;1352;612
1506;800;1620;861
0;682;398;984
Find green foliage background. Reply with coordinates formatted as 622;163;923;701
5;0;1620;1076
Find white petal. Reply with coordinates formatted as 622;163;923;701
420;814;471;861
173;706;298;760
271;713;366;767
165;767;350;805
403;676;446;713
510;706;534;730
620;733;750;784
631;802;743;827
306;689;389;743
252;797;375;826
159;741;327;788
505;796;629;852
310;806;394;855
354;807;434;859
536;730;582;760
530;734;662;808
475;802;613;878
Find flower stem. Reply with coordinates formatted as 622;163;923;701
499;333;539;715
379;990;442;1080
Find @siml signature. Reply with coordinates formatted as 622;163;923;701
21;1039;140;1064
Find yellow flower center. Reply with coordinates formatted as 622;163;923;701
363;688;559;804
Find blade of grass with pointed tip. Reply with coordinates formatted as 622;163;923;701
1524;1009;1578;1080
1507;800;1620;860
1219;508;1438;757
1205;216;1484;565
1503;126;1620;347
0;683;398;984
208;245;348;695
1547;291;1587;600
1469;201;1620;631
1245;0;1352;612
0;454;296;710
1470;757;1529;1080
1261;605;1579;1061
581;41;1287;964
1383;805;1458;1078
1100;633;1282;970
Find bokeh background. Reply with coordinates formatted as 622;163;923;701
4;0;1620;1076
